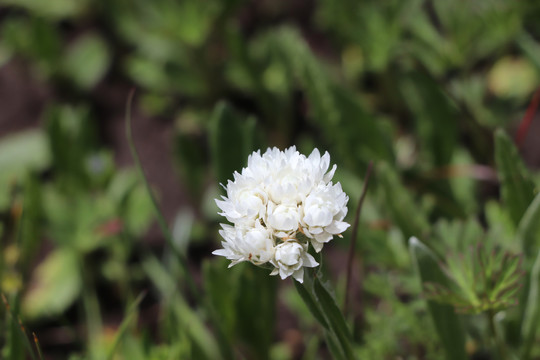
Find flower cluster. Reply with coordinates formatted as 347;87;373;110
213;146;350;282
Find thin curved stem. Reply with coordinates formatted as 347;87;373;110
344;161;373;314
487;309;508;360
124;89;199;300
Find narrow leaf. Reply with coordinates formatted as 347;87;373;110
293;280;329;329
399;72;458;166
269;27;393;164
409;237;467;360
125;91;198;298
143;257;222;360
521;249;540;359
22;249;81;319
202;259;237;360
209;102;252;186
234;265;277;360
313;278;354;360
106;292;146;360
2;294;38;360
378;163;429;240
62;33;110;89
494;129;536;226
516;191;540;259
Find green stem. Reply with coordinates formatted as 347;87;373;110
296;270;354;360
344;161;373;314
124;89;199;301
80;256;103;360
487;309;508;360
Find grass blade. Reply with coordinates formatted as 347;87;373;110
294;280;329;329
124;89;198;299
313;278;354;360
517;191;540;260
209;102;253;187
378;163;429;240
494;129;536;227
143;256;222;360
520;249;540;359
2;294;38;360
106;292;146;360
32;333;44;360
409;237;467;360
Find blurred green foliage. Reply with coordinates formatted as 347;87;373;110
1;0;540;359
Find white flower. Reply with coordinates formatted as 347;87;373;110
270;241;318;282
213;146;350;282
216;175;267;226
302;182;350;252
266;201;301;235
212;223;275;266
305;147;337;185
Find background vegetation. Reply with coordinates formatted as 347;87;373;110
0;0;540;359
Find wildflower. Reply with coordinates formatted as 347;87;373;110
213;146;349;282
271;241;318;282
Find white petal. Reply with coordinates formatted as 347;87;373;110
314;232;333;243
212;249;230;256
325;221;350;234
292;268;305;283
311;240;324;253
323;164;337;183
302;253;319;268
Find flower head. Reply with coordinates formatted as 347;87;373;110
271;241;318;282
213;146;349;282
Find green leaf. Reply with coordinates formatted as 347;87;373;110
0;129;50;209
331;85;394;162
203;258;240;342
106;293;146;360
485;200;518;251
488;56;539;100
494;129;536;226
293;280;329;329
432;217;484;254
172;0;219;46
516;191;540;259
234;265;277;360
22;249;81;319
173;131;207;199
209;102;255;186
399;72;458;167
378;162;429;240
0;0;89;19
268;27;393;164
424;246;523;314
0;129;51;176
521;249;540;359
143;256;222;360
409;237;467;360
19;175;44;272
125;56;171;92
297;270;353;360
125;92;198;298
2;294;38;360
46;105;98;189
1;17;62;75
62;33;110;89
312;278;354;360
517;193;540;359
122;183;154;237
517;31;540;73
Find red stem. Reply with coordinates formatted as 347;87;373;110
515;87;540;148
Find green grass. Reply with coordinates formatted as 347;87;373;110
1;0;540;358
